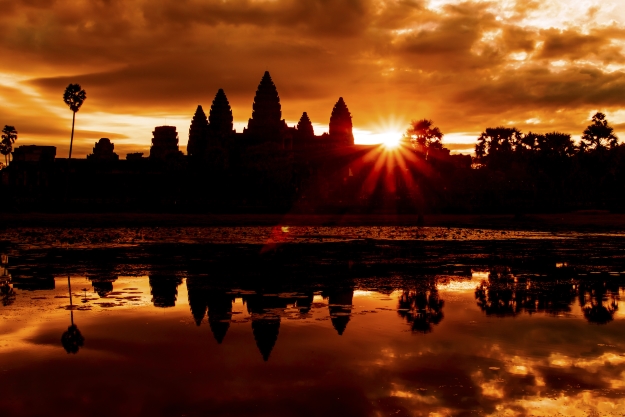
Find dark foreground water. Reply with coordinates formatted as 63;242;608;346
1;227;625;416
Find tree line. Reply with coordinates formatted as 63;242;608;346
403;113;625;213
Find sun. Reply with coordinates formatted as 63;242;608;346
379;131;404;148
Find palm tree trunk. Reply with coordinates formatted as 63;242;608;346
69;111;76;159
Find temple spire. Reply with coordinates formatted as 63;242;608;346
297;112;314;137
329;97;354;146
246;71;286;144
188;105;208;157
209;89;234;139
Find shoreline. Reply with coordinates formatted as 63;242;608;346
0;212;623;231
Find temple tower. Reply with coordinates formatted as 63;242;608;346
294;112;315;150
245;71;286;144
187;105;208;157
208;89;234;141
329;97;354;146
87;138;119;161
150;126;183;160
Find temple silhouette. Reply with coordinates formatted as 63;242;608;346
0;70;470;213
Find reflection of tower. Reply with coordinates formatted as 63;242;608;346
88;274;117;298
187;279;208;326
186;279;235;343
252;318;280;362
10;274;55;291
324;288;354;336
207;292;234;344
295;292;314;314
244;293;288;362
149;274;183;308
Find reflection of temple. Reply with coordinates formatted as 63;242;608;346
244;293;285;361
0;261;15;307
149;274;183;308
397;282;444;333
187;277;314;361
10;274;55;291
88;274;117;297
323;287;354;335
186;278;235;343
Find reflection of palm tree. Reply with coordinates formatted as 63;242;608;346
61;276;84;354
474;267;519;317
578;280;620;325
475;267;581;318
61;324;85;354
398;283;444;333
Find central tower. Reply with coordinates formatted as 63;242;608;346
245;71;286;144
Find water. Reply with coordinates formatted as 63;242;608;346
1;227;625;416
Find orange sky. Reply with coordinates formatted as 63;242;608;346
1;0;625;157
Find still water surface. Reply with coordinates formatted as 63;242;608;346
1;227;625;416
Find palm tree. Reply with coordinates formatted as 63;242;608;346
404;119;443;157
0;125;17;166
63;84;87;159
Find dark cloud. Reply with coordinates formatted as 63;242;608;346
539;28;625;63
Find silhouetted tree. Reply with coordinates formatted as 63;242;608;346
474;127;522;168
537;132;577;158
63;84;87;159
581;112;618;151
0;125;17;166
404;119;443;157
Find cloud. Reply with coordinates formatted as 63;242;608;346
1;0;625;155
